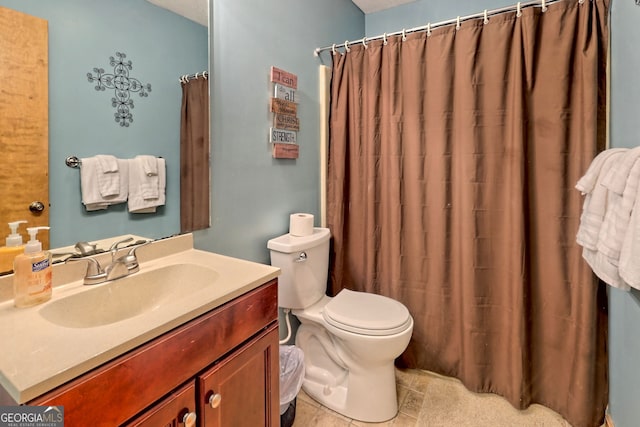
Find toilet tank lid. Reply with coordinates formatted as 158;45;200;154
267;227;330;253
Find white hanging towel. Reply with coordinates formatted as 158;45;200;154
136;155;159;199
80;157;128;211
575;149;627;251
128;157;166;213
577;149;630;290
95;154;120;197
620;181;640;289
596;149;640;261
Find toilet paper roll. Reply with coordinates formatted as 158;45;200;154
289;213;314;237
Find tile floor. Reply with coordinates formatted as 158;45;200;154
292;368;575;427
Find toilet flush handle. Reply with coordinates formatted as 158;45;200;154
295;252;307;263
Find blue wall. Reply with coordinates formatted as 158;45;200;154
608;1;640;426
0;0;208;247
369;0;639;426
365;0;513;36
196;0;364;263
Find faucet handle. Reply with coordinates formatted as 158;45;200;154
111;241;151;275
108;237;134;252
108;237;135;261
127;240;152;259
65;257;104;276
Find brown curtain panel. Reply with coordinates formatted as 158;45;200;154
327;1;609;426
180;77;210;233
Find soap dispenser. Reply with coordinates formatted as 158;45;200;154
0;220;27;273
13;226;52;308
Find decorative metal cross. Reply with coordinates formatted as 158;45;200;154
87;52;152;127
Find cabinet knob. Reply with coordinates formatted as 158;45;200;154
208;392;222;409
29;201;45;213
182;411;197;427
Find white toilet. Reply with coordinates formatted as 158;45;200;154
268;227;413;423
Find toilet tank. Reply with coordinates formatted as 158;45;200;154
267;227;331;309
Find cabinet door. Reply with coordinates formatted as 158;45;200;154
199;324;279;427
123;381;197;427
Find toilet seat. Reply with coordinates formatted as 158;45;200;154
322;289;412;336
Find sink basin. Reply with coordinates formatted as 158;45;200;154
39;263;219;328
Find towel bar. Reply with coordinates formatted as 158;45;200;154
65;155;163;169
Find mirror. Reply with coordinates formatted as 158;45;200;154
0;0;209;272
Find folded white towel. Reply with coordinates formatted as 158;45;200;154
578;150;631;290
95;155;120;197
620;180;640;289
582;249;630;290
600;146;640;195
139;155;158;176
95;154;119;172
576;150;626;250
575;148;628;194
132;156;159;200
597;155;640;260
128;158;166;213
80;158;129;211
576;146;640;291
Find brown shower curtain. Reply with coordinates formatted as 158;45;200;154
326;1;609;426
180;77;210;233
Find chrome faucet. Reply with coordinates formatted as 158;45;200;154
65;238;151;285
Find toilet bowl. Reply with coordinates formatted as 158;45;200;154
267;228;414;423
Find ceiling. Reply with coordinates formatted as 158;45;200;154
351;0;417;14
145;0;417;26
145;0;208;26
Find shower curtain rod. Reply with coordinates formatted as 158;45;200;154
179;70;208;83
314;0;572;56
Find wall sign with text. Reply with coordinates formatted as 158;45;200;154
269;66;299;159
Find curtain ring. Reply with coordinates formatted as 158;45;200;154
426;23;431;37
483;9;489;24
331;44;336;55
402;29;407;41
541;0;547;12
383;32;388;45
362;37;368;49
516;2;522;17
344;40;350;52
578;0;584;3
456;16;461;30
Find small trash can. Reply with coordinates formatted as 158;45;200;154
279;345;304;427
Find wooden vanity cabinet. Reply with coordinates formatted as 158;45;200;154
124;381;197;427
28;279;279;427
198;325;279;427
125;325;278;427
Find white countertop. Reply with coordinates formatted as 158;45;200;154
0;234;279;403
